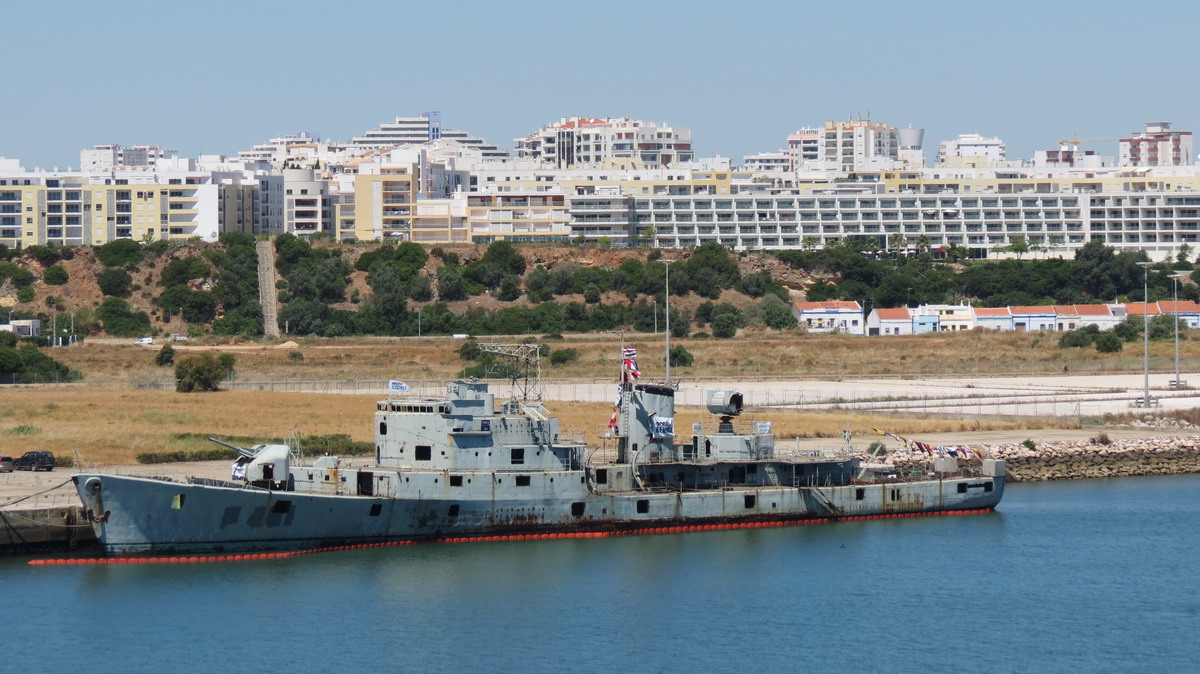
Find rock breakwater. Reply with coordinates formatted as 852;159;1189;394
879;435;1200;482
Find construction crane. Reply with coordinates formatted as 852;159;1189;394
1057;133;1122;150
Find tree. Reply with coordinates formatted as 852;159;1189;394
437;267;467;301
95;239;144;267
97;268;133;297
495;274;522;302
1005;235;1031;260
915;235;932;254
669;345;693;367
155;344;175;366
712;313;739;338
639;225;658;247
1095;332;1123;353
582;283;601;304
159;256;209;288
174;353;228;392
96;297;151;337
1177;243;1194;266
43;264;68;285
801;236;819;252
888;232;908;252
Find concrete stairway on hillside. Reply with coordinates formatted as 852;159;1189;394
256;240;281;339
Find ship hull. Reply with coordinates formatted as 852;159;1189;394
74;472;1005;555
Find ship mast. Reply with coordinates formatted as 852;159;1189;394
476;342;543;402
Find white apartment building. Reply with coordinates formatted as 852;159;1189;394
350;112;443;147
344;112;506;158
281;168;334;237
1120;122;1193;167
814;119;901;172
513;117;694;169
786;128;822;170
937;134;1007;167
742;151;791;173
80;144;178;171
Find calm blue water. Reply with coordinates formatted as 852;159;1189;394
4;475;1198;673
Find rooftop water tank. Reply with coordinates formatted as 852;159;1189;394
898;127;925;150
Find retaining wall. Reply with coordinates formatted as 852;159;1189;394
885;435;1200;482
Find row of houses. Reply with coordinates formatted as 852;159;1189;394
792;300;1200;336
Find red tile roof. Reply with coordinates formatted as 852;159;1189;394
1158;300;1200;313
1010;305;1056;315
1073;304;1113;316
876;308;911;320
1125;302;1159;316
974;307;1011;316
794;301;862;311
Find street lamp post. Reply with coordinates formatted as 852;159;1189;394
1172;276;1183;387
663;259;676;384
653;300;657;335
1138;262;1153;407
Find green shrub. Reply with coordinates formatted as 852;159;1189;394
16;286;34;303
712;314;739;338
95;239;144;267
289;351;305;361
1095;332;1123;353
174;353;228;392
550;348;578;365
97;297;152;337
97;267;133;297
669;345;694;367
218;353;237;377
155;344;175;367
43;264;68;285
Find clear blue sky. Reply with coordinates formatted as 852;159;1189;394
2;0;1196;169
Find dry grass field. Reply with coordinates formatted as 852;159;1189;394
49;328;1199;387
0;386;1048;467
8;328;1178;466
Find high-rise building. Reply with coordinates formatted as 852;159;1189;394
1120;122;1193;167
514;117;694;169
346;112;507;157
817;119;900;171
80;144;178;171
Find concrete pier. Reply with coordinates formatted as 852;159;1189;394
0;506;96;553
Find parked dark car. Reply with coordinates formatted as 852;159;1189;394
14;450;54;471
0;456;13;472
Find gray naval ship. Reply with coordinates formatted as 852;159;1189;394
74;351;1005;555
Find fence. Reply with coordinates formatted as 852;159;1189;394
128;373;1200;420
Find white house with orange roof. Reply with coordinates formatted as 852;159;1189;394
1009;306;1058;331
974;307;1013;331
866;307;913;335
1158;300;1200;327
792;301;864;335
1055;304;1120;331
913;304;976;331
